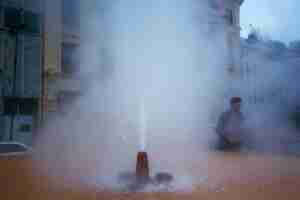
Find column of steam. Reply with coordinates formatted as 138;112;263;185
136;98;150;182
139;99;147;151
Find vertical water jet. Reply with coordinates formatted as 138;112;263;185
136;98;150;183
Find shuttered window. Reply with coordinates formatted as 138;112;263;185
3;6;22;29
62;43;79;75
22;36;41;97
3;97;38;115
225;9;234;25
62;0;80;29
23;11;40;34
3;7;40;34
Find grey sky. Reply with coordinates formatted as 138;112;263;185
240;0;300;43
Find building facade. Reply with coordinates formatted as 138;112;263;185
42;0;112;120
221;0;244;73
198;0;244;121
0;0;89;145
0;0;43;145
200;0;244;74
42;0;82;119
0;0;245;145
240;35;300;114
221;0;245;98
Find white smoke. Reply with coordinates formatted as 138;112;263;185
237;37;300;154
34;0;235;190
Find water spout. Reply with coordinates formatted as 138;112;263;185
139;97;147;151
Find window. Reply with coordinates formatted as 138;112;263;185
3;97;38;115
225;9;234;25
3;7;22;29
61;43;79;75
18;124;32;132
58;91;80;114
209;0;219;10
0;33;15;97
62;0;80;29
23;11;40;34
3;7;41;34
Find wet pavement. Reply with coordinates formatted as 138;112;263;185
1;150;300;200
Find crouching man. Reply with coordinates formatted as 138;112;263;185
215;97;245;151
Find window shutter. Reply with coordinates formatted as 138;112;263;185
22;35;41;98
23;11;40;34
3;6;22;29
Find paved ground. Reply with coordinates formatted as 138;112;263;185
1;151;300;200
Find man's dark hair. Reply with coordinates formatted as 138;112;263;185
230;97;242;105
